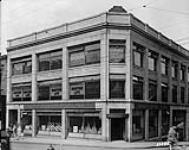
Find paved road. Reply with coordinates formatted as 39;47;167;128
10;142;175;150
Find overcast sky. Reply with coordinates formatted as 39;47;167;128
1;0;189;54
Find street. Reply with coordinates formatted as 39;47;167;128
10;142;175;150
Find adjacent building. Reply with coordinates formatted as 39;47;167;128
6;6;189;141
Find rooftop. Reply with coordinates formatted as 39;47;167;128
7;6;189;58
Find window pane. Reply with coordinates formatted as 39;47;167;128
50;84;62;100
70;51;85;66
70;82;84;99
172;85;177;103
22;86;31;101
134;51;142;67
85;81;100;99
69;117;83;133
23;61;32;74
39;60;50;71
133;77;143;100
12;87;22;101
86;50;100;64
110;46;125;63
161;83;168;102
110;80;125;98
149;81;157;101
38;85;50;100
50;57;62;70
13;63;23;75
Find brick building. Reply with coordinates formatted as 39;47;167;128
6;6;189;141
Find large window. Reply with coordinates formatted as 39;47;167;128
38;80;62;100
38;50;62;71
133;76;144;100
109;40;125;63
69;76;100;99
149;80;157;101
172;85;177;103
162;110;170;136
12;57;32;75
171;61;178;79
180;87;185;103
110;78;125;99
12;83;31;101
149;110;158;138
161;83;168;102
180;65;185;81
133;43;145;68
161;56;169;75
148;50;158;71
69;42;100;67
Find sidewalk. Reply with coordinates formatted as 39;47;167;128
10;136;189;149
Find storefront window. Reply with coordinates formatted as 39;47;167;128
109;40;125;63
132;110;144;140
149;110;158;138
162;110;170;136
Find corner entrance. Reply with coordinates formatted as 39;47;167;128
111;118;125;141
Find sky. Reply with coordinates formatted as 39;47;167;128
1;0;189;54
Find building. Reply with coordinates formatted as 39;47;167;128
6;6;189;142
0;54;7;130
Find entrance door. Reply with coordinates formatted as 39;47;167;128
111;118;125;141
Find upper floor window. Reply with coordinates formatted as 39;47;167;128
148;50;158;71
109;74;125;99
69;42;100;67
38;50;62;71
109;40;125;63
149;80;157;101
12;56;32;75
69;75;100;99
12;83;31;101
172;85;177;103
133;43;145;68
161;83;168;102
161;56;169;75
171;61;178;79
180;87;185;103
38;80;62;100
180;65;185;81
133;76;144;100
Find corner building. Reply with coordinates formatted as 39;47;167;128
6;6;189;142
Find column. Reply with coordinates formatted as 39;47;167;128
62;47;68;100
144;48;149;101
101;104;110;141
32;53;37;102
168;60;172;103
7;57;12;103
158;110;162;138
100;30;109;100
61;109;67;139
157;54;161;102
32;109;37;137
17;107;21;126
127;106;133;142
145;109;149;140
177;63;181;103
169;109;173;127
6;109;10;128
185;66;188;104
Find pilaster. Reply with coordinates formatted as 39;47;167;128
32;54;37;102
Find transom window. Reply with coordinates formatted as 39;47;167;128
38;80;62;100
69;42;100;67
12;83;31;101
38;50;62;71
133;43;145;68
109;39;125;63
12;56;32;75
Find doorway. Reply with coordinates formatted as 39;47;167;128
111;118;125;141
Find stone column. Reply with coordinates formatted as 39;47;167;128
145;109;149;140
127;106;133;142
62;47;68;100
158;110;162;138
7;57;12;103
32;53;37;102
157;54;161;102
61;109;67;139
32;109;37;137
144;48;149;101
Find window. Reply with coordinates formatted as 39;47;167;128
149;110;158;138
180;65;185;81
172;85;177;103
148;51;158;71
38;80;62;100
180;87;185;103
12;57;32;75
69;42;100;67
161;83;168;102
38;50;62;71
12;83;31;101
133;43;144;68
188;68;189;82
109;40;125;63
171;61;178;79
162;110;170;136
110;80;125;99
149;80;157;101
161;56;169;75
69;76;100;99
133;76;144;100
